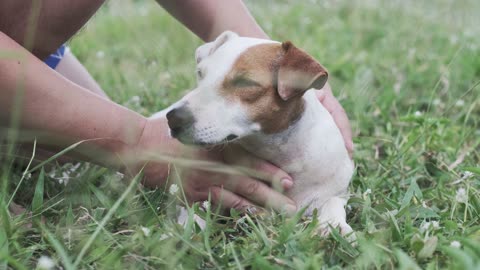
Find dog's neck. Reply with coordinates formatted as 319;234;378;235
238;90;343;175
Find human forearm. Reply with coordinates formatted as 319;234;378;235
157;0;268;41
0;31;146;167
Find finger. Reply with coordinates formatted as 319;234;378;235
223;145;294;190
209;186;254;211
315;87;354;158
227;176;297;216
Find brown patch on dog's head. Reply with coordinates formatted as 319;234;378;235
220;41;328;134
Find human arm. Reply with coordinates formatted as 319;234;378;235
156;0;268;41
0;31;146;166
0;31;296;212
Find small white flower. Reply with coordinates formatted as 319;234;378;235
130;95;141;103
96;51;105;59
37;256;55;270
202;201;210;210
422;201;429;208
114;172;124;181
450;240;461;248
432;99;442;106
141;226;151;237
23;172;32;180
363;188;372;199
455;100;465;107
463;171;474;179
414;111;422;117
159;232;173;241
431;221;440;230
169;184;179;195
420;221;431;233
455;188;468;203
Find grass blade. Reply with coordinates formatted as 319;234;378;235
32;168;45;213
39;223;74;270
73;171;141;268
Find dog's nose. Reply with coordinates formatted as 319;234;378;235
166;107;195;135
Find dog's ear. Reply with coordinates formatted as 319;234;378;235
196;31;239;63
276;41;328;101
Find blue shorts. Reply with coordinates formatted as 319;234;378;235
44;44;68;69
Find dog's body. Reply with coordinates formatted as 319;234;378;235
239;90;353;224
157;31;354;236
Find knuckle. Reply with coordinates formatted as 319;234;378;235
231;198;245;210
244;181;261;196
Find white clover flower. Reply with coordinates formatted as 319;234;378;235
362;188;372;199
450;240;461;248
463;171;474;179
414;111;422;117
23;172;32;180
202;201;210;210
169;184;179;195
37;256;55;270
96;51;105;59
58;172;70;185
159;232;173;241
455;100;465;107
114;172;124;181
421;201;429;208
420;221;431;233
431;221;440;230
455;188;468;203
141;226;151;237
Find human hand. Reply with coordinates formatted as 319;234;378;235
316;83;354;158
129;117;297;215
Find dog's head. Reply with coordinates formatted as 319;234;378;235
167;31;328;145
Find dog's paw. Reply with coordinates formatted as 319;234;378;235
318;221;357;244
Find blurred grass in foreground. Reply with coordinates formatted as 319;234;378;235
1;0;479;269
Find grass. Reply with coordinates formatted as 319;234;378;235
1;0;480;269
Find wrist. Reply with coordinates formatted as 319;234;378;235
118;116;179;187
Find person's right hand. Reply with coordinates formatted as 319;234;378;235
128;117;297;215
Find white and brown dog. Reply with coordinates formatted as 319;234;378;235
159;31;354;237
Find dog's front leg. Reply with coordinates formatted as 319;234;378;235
317;196;355;240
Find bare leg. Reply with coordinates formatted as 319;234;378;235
55;50;109;99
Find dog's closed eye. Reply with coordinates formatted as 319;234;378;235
232;76;261;88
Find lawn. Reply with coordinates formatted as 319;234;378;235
1;0;480;269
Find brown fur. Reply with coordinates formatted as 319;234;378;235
220;42;327;134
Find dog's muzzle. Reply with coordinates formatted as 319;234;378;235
166;107;195;137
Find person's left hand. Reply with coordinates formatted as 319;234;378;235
316;83;354;158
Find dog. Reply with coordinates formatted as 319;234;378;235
160;31;354;237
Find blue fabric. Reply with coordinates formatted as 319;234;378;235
44;44;66;69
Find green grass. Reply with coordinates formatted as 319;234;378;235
2;0;480;269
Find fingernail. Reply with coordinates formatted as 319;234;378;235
285;204;297;216
281;178;293;190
